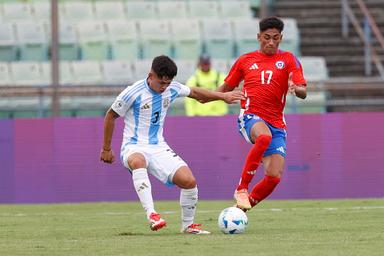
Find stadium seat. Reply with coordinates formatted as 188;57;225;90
105;20;140;60
158;1;187;19
300;56;329;82
101;60;134;85
59;23;79;60
1;2;34;22
132;59;152;82
71;61;103;85
201;19;234;59
41;61;74;86
139;20;172;59
285;92;327;113
31;2;50;22
6;95;48;118
77;21;109;60
218;0;253;18
170;19;202;59
10;61;45;86
174;59;196;84
0;23;18;61
280;18;300;55
94;1;127;21
61;95;112;116
211;58;230;74
125;2;157;20
0;62;11;85
59;2;94;23
15;21;48;61
232;18;260;56
188;1;219;18
45;22;79;60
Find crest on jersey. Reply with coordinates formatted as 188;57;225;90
275;61;285;69
163;98;170;108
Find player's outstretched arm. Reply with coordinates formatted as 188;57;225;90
100;108;119;164
188;86;245;104
217;83;235;93
288;72;307;99
288;84;307;99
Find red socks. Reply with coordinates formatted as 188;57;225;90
237;135;272;191
249;175;281;207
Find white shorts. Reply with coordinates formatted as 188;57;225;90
120;143;188;186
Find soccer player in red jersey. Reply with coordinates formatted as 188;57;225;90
217;16;307;210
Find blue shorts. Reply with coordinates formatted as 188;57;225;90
237;114;287;157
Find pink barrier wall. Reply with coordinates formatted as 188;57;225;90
1;113;383;203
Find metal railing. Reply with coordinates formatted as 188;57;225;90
341;0;384;79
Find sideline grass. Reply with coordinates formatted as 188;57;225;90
0;199;383;256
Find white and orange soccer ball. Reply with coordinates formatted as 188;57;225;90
218;206;248;234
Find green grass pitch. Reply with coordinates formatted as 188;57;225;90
0;199;383;256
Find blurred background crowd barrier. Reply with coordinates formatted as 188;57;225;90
1;113;383;203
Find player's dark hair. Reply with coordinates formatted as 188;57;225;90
151;55;177;79
259;16;284;33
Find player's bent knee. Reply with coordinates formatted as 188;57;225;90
175;176;196;189
127;154;146;170
184;178;197;189
256;134;272;149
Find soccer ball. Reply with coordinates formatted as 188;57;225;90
218;207;248;234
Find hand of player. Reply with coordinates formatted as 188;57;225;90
222;90;246;104
288;72;296;95
100;149;115;164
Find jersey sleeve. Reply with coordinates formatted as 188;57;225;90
172;82;191;97
287;54;307;86
224;58;243;88
111;86;134;116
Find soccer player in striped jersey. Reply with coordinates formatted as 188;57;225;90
100;55;244;234
217;17;307;210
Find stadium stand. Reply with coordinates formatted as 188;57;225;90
232;18;260;56
105;20;140;60
1;2;33;22
139;19;173;59
56;22;79;60
10;61;44;86
94;1;127;21
77;21;109;60
1;0;341;119
0;62;11;85
71;60;103;85
31;2;50;22
170;19;202;59
101;60;134;85
41;61;73;85
59;1;94;23
131;58;153;82
218;0;253;18
200;19;234;59
125;1;158;20
0;22;18;61
158;1;188;19
188;1;220;18
15;21;48;61
174;59;196;84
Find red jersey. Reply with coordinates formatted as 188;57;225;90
225;50;306;128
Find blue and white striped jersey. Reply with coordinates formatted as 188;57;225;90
111;79;190;146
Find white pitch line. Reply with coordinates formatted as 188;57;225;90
0;206;383;217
